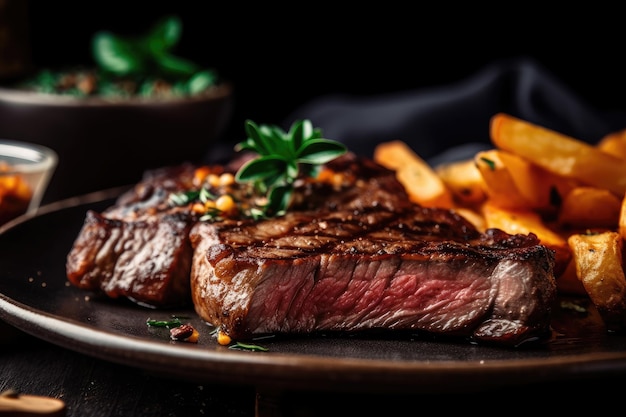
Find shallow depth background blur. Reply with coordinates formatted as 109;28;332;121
5;2;626;179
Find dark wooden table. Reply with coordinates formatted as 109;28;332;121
0;323;257;416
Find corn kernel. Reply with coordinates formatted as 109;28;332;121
218;172;235;186
316;168;335;183
207;174;221;187
186;329;200;343
215;194;235;213
191;202;206;214
193;166;211;186
217;331;232;346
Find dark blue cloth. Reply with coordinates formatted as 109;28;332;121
283;57;626;166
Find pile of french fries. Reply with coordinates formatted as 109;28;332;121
373;113;626;331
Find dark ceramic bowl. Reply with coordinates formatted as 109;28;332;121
0;82;234;204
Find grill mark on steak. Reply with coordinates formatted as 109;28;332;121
66;152;557;346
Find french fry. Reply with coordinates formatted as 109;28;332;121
474;149;532;209
434;159;486;206
481;201;571;276
497;150;578;214
597;128;626;160
373;141;454;208
557;186;621;229
475;148;578;213
490;113;626;196
568;231;626;330
620;194;626;241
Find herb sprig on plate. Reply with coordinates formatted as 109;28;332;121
168;119;347;220
234;119;347;218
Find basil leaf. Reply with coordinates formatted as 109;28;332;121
155;53;199;76
188;70;218;95
147;15;182;52
92;32;144;75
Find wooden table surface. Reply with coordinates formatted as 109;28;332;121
0;324;257;416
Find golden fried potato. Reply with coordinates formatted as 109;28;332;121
620;194;626;241
374;140;454;208
434;159;486;206
475;148;578;214
557;186;621;229
490;113;626;196
568;231;626;330
474;149;532;209
597;128;626;160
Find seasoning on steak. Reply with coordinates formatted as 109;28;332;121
189;153;557;347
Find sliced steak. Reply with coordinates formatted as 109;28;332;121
66;163;202;308
189;155;557;347
66;210;195;307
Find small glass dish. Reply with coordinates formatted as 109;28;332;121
0;139;57;226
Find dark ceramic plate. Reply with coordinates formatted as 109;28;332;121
1;190;626;394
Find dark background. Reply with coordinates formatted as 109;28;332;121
20;2;626;143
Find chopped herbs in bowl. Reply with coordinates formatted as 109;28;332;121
10;15;222;102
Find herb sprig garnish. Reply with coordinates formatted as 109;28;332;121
167;119;347;220
234;119;347;218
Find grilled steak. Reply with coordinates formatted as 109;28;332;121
189;153;557;347
66;153;557;346
66;164;201;308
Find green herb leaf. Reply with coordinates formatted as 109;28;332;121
228;342;269;352
154;53;199;77
146;316;188;328
296;139;350;165
235;156;288;185
560;300;588;314
92;32;144;75
480;157;496;171
265;185;292;217
187;70;218;95
169;189;201;206
147;15;182;53
234;119;347;218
